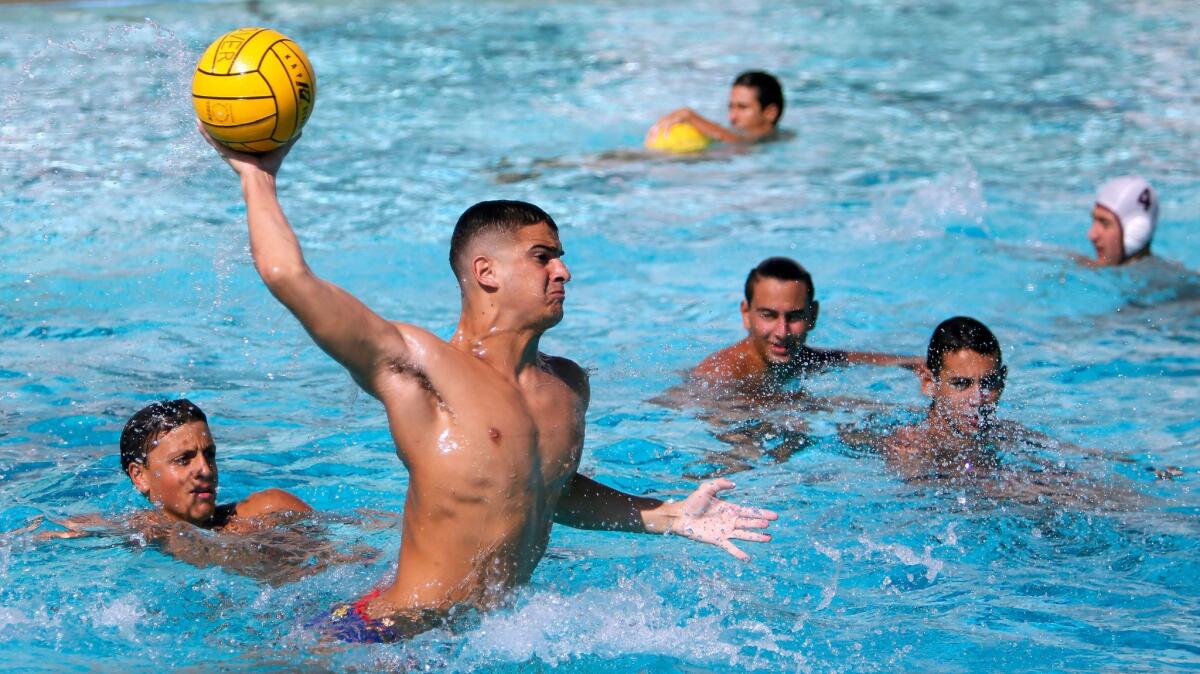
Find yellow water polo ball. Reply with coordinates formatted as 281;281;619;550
192;27;317;153
645;122;711;154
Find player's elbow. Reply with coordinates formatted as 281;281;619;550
255;260;312;292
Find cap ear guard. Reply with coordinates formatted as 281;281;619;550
1121;211;1153;259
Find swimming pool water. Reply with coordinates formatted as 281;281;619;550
1;0;1199;671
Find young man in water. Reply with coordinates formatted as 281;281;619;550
119;399;312;531
1080;176;1159;267
880;318;1178;500
691;257;920;397
883;317;1007;479
37;400;339;584
645;70;784;144
203;131;777;642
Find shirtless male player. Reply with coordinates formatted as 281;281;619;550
28;399;366;585
204;131;777;642
646;70;785;145
692;257;920;398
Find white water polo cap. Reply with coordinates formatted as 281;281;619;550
1095;176;1158;259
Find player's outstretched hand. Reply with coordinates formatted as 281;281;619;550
198;123;299;178
668;478;778;561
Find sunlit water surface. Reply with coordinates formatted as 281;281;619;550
1;0;1199;671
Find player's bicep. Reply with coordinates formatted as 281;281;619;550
277;277;413;392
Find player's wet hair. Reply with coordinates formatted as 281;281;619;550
120;399;208;476
733;71;784;125
449;200;559;278
744;257;814;305
926;317;1002;378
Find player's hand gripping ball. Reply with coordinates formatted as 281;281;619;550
192;27;316;153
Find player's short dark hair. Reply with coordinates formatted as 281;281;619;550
744;257;814;305
120;399;207;476
733;71;784;125
448;200;558;278
926;317;1002;378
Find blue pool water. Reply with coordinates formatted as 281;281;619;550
2;0;1199;671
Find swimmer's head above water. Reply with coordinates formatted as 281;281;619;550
1089;176;1158;266
120;399;219;526
922;317;1006;437
741;257;818;367
449;200;568;332
729;71;783;135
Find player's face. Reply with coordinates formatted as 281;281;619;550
728;85;771;131
927;350;1005;436
1088;205;1124;266
499;223;570;328
741;278;816;365
129;421;219;525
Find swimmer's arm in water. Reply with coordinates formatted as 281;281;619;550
554;475;777;561
200;128;433;410
808;348;924;371
1002;421;1183;480
646;108;741;144
21;513;120;540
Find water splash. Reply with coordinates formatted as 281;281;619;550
847;165;989;241
89;595;149;641
439;577;786;671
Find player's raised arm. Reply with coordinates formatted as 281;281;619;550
201;129;410;396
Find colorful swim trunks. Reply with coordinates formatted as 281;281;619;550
312;589;413;643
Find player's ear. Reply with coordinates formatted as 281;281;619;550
472;255;500;292
919;365;935;397
740;300;751;330
127;462;150;497
764;103;780;126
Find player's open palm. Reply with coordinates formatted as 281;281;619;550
669;478;778;561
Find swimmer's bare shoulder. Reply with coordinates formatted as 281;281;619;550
881;425;925;467
691;340;755;384
229;489;313;526
540;353;590;399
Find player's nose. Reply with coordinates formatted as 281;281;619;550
553;259;571;284
196;454;215;478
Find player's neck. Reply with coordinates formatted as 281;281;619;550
453;310;544;378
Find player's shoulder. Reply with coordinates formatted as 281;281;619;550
391;322;445;349
882;425;922;456
540;354;589;391
236;488;313;520
692;341;749;380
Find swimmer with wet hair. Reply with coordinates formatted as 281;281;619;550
645;70;784;146
883;317;1006;478
1083;176;1159;267
203;130;777;642
28;400;359;585
691;256;921;397
877;318;1180;503
117;399;311;530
